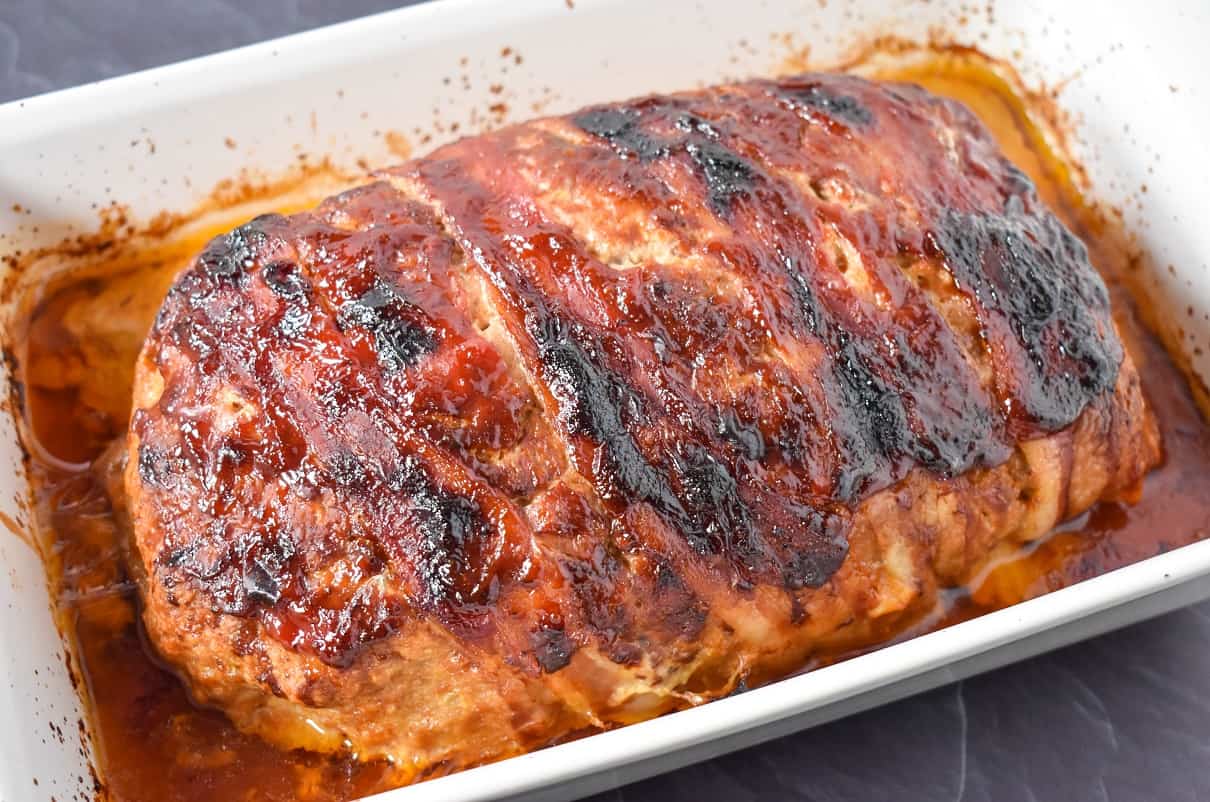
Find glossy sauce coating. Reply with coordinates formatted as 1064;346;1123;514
129;71;1124;676
135;191;548;663
15;51;1210;802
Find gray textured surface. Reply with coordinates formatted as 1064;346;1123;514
3;2;1208;801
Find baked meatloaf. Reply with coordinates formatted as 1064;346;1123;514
124;72;1160;780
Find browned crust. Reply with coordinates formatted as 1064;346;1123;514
123;73;1161;780
126;352;1156;778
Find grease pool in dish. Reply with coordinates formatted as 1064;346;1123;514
14;48;1210;802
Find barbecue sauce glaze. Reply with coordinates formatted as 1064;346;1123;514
14;49;1210;802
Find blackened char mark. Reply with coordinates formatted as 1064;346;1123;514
777;498;850;589
776;79;874;127
675;111;757;212
783;544;847;590
387;455;495;608
262;260;314;338
673;443;753;557
531;314;705;545
262;260;311;300
715;409;766;461
886;326;1005;476
731;69;1007;492
310;425;502;612
833;324;995;489
325;450;371;490
137;442;177;489
337;282;439;372
787;247;1003;496
531;626;574;673
572;107;670;160
780;254;906;499
161;216;287;329
651;560;708;638
830;328;915;498
160;525;297;616
928;207;1122;430
197;214;285;287
536;312;781;574
574;102;756;214
576;91;948;502
685;140;756;214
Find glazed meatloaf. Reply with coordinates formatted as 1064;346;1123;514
124;73;1160;780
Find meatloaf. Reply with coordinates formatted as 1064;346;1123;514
124;72;1161;781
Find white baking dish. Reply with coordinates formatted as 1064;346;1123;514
1;1;1208;800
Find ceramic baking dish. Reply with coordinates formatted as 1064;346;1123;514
1;1;1208;800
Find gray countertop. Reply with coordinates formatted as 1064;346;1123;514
4;2;1208;800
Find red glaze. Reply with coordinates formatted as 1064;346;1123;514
131;74;1122;670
